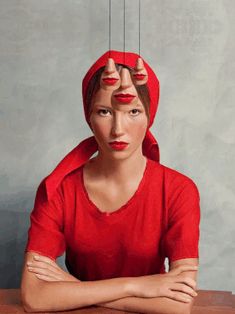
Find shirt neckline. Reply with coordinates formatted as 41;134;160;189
80;157;151;220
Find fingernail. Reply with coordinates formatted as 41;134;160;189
27;262;32;266
34;256;39;260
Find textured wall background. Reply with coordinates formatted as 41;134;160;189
0;0;234;291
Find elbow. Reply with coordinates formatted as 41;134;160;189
168;300;193;314
22;298;44;313
21;284;32;312
20;286;43;313
21;293;38;313
22;305;43;313
176;302;193;314
185;297;195;314
21;293;35;313
22;303;37;313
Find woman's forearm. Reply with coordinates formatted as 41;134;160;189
24;277;132;312
23;258;197;313
97;296;193;314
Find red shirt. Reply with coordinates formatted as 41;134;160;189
25;158;200;281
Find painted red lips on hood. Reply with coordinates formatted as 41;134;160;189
114;93;136;103
102;77;119;85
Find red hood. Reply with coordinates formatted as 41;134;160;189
42;50;160;201
82;50;160;129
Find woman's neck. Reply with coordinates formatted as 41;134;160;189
86;149;147;185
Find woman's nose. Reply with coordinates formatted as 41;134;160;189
111;115;125;137
104;58;116;74
119;68;133;89
135;57;144;71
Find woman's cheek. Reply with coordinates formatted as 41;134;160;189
133;116;148;137
91;119;111;139
136;125;147;142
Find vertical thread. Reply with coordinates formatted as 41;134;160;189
123;0;126;64
109;0;111;57
139;0;141;56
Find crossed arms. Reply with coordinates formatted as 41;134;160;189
21;252;198;314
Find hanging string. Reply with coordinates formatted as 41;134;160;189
109;0;141;59
138;0;141;56
123;0;126;64
109;0;111;57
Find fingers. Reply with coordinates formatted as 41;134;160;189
168;265;198;293
167;290;194;303
27;255;61;275
27;260;60;273
171;283;198;298
27;256;63;280
26;255;80;283
177;275;197;290
28;265;62;280
169;265;198;276
34;274;60;282
32;255;61;269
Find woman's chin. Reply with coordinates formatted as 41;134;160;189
97;147;130;160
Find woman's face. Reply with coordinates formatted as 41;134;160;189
89;67;148;160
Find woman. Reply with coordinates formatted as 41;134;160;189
21;50;200;313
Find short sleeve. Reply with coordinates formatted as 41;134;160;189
163;177;201;262
24;179;66;261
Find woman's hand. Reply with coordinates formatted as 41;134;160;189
26;255;81;282
128;265;198;303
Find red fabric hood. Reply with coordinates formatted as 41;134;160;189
43;50;160;200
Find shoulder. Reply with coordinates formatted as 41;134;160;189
148;159;196;183
35;165;84;206
148;160;200;201
57;165;84;197
62;165;84;184
153;164;201;223
163;163;199;195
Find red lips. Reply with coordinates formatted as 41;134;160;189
133;73;146;80
114;93;136;103
110;141;128;144
109;141;129;150
102;77;119;85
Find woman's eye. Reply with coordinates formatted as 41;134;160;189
130;109;140;116
98;109;111;116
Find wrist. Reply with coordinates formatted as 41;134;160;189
123;277;138;297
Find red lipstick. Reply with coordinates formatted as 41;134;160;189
114;93;136;104
102;77;119;85
109;141;129;150
133;73;146;80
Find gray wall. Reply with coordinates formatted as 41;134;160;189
0;0;234;291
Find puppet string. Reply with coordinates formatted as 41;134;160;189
123;0;126;64
139;0;141;56
109;0;111;57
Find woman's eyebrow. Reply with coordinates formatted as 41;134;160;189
135;103;143;108
94;104;112;108
96;107;143;114
96;103;143;108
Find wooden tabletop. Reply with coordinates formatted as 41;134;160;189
0;289;234;314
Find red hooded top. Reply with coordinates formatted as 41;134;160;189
25;50;200;281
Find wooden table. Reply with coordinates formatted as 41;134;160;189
0;289;234;313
